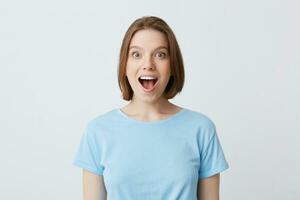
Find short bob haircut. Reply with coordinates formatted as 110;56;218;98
117;16;185;101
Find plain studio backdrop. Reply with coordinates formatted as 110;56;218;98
0;0;299;199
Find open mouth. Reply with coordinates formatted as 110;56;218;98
138;77;158;90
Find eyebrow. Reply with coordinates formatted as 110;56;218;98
129;45;168;51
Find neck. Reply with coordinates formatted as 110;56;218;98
122;95;180;119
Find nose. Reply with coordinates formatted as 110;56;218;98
142;55;155;70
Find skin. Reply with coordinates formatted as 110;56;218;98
198;173;220;200
122;28;182;120
82;170;106;200
82;28;220;200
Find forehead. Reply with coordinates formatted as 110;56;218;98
129;29;168;49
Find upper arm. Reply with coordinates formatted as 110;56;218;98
82;169;107;200
197;173;220;200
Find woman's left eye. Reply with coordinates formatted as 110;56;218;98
156;52;166;58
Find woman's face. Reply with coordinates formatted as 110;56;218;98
126;29;171;103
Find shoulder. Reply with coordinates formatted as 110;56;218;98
84;108;117;132
183;107;216;129
182;108;218;145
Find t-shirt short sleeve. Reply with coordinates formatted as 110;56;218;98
72;122;104;175
198;123;229;179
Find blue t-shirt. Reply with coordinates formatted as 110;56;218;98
72;107;229;199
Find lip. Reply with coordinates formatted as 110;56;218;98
138;79;159;93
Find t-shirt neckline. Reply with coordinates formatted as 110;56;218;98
116;107;187;125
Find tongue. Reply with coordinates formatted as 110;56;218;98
142;80;155;90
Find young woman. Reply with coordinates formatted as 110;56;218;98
73;16;229;200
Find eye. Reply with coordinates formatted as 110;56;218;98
131;51;140;58
155;51;167;59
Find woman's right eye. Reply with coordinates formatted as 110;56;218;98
131;51;140;58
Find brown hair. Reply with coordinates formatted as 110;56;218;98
117;16;185;101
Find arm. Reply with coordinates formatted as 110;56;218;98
82;169;107;200
197;173;220;200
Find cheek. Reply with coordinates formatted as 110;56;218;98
125;65;138;84
125;61;134;75
126;59;139;71
126;66;136;78
161;62;171;75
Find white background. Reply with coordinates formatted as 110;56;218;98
0;0;299;199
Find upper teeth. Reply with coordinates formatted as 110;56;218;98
139;76;157;80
